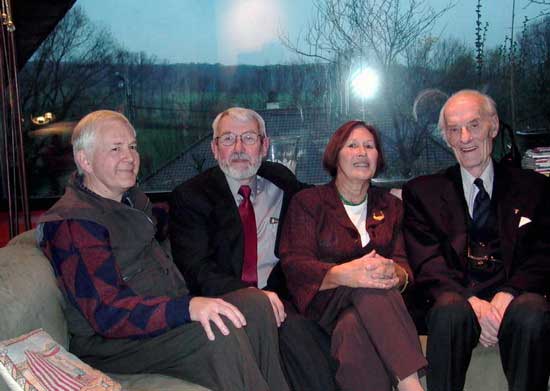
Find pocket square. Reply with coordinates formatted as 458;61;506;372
519;216;532;227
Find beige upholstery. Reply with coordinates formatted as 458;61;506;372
0;230;208;391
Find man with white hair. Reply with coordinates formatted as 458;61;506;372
403;90;550;391
170;107;336;390
36;110;289;391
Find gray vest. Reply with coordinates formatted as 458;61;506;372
38;177;187;337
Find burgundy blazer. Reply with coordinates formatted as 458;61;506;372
279;182;412;317
402;162;550;304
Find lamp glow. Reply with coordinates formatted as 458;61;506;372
350;67;380;100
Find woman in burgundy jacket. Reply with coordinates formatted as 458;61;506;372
280;120;426;391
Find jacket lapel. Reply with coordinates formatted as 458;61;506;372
441;166;469;265
208;167;245;276
493;163;521;273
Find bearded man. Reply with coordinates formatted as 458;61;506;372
170;107;337;390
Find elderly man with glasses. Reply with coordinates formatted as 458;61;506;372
402;90;550;391
169;107;336;390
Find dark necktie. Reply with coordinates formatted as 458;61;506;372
472;178;490;234
238;185;258;286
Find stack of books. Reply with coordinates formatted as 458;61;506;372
522;147;550;176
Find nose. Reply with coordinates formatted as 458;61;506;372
233;136;245;152
459;126;472;143
122;147;136;162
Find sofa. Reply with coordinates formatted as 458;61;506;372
0;229;544;391
0;229;208;391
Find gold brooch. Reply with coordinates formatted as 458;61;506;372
373;211;385;221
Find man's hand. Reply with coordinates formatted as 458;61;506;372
263;290;287;327
189;297;247;341
491;291;514;319
468;296;500;347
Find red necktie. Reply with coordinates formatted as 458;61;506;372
238;185;258;286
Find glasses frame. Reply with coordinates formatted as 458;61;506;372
215;131;264;147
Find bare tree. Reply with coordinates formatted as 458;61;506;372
280;0;455;177
18;6;122;122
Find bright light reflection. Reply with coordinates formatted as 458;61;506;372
350;68;380;100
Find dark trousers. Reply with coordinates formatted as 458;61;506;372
318;287;426;391
70;289;289;391
278;302;337;391
426;291;550;391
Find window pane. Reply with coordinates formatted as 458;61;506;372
18;0;550;197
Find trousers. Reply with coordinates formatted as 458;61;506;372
70;288;289;391
318;287;426;391
426;291;550;391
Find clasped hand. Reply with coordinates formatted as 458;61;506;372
337;250;399;289
467;292;514;347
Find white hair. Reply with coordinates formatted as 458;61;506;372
71;110;135;174
438;89;498;140
212;107;266;138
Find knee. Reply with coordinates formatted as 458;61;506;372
223;288;273;323
428;292;475;329
503;293;550;333
332;309;362;344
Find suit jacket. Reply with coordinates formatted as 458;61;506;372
169;161;308;297
402;162;550;304
279;182;412;318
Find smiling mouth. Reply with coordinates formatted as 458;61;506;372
353;162;370;167
460;145;478;153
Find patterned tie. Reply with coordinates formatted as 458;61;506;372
472;178;490;235
238;185;258;286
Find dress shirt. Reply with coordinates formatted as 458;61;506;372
460;160;494;217
226;174;283;289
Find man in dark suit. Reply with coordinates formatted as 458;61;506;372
170;107;336;390
403;89;550;391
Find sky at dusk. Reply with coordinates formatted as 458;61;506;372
77;0;548;65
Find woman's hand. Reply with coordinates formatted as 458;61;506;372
321;250;399;290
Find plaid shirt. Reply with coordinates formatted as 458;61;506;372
39;219;191;339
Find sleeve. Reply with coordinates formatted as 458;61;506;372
169;188;248;296
402;183;470;301
389;197;414;286
279;194;334;314
39;219;192;339
501;175;550;295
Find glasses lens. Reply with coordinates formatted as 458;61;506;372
242;132;259;145
219;134;236;146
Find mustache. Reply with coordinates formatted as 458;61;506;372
229;152;252;162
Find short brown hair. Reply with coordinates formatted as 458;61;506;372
322;120;385;178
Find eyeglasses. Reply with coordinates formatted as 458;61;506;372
216;132;263;147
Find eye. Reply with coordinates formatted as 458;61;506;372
448;127;459;133
468;121;480;130
129;144;138;151
347;142;358;148
365;143;375;149
111;146;121;152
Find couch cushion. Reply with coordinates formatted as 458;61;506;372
110;373;210;391
0;230;68;348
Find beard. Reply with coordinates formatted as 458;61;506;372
218;152;262;181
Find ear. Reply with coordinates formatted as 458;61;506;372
261;136;270;158
489;114;500;139
75;149;93;175
211;139;219;161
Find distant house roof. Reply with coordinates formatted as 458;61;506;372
139;107;455;192
139;108;337;191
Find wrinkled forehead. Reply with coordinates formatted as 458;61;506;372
96;119;137;141
216;114;260;136
444;94;487;125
